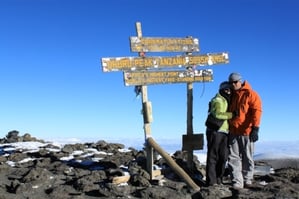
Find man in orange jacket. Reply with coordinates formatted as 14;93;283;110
227;72;262;190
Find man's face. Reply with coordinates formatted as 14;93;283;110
230;80;242;90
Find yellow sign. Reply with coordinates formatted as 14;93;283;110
102;52;229;72
123;69;213;86
130;37;199;52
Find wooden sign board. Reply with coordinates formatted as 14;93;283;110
123;69;213;86
182;134;204;150
102;52;229;72
130;37;199;52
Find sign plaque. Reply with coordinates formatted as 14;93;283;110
124;69;213;86
102;53;229;72
130;37;199;52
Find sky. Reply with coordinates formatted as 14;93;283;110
1;0;299;147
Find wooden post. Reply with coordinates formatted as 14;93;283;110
186;82;194;170
186;47;195;172
147;137;200;191
135;22;153;179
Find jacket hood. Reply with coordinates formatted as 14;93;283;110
240;81;252;91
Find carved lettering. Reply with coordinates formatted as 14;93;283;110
102;53;228;72
124;70;213;86
130;37;199;52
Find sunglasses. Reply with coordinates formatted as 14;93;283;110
230;80;239;84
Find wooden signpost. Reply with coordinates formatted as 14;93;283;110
101;22;229;186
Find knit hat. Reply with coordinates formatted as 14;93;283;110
219;81;231;90
228;72;242;82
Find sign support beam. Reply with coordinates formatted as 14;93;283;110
135;22;154;179
186;81;194;170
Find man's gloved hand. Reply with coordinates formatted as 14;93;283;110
232;110;239;118
250;126;259;142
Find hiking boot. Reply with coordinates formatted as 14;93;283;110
232;184;243;190
217;178;223;185
244;182;254;188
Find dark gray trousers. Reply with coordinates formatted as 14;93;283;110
206;129;229;186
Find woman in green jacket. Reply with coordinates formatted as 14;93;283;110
205;81;234;186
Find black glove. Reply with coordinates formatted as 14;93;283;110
249;126;259;142
232;110;239;118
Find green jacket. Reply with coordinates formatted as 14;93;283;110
210;93;233;133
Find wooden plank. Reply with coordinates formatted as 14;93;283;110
123;69;213;86
152;169;162;177
182;134;204;150
112;175;130;184
101;52;229;72
130;37;199;52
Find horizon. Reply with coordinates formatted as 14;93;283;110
1;135;299;167
1;1;299;142
2;130;299;159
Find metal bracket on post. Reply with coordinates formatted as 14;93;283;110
143;101;153;123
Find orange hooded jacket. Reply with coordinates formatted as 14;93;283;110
229;81;262;136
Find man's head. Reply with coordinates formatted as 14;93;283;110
229;72;242;90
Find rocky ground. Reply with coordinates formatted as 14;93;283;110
0;131;298;199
